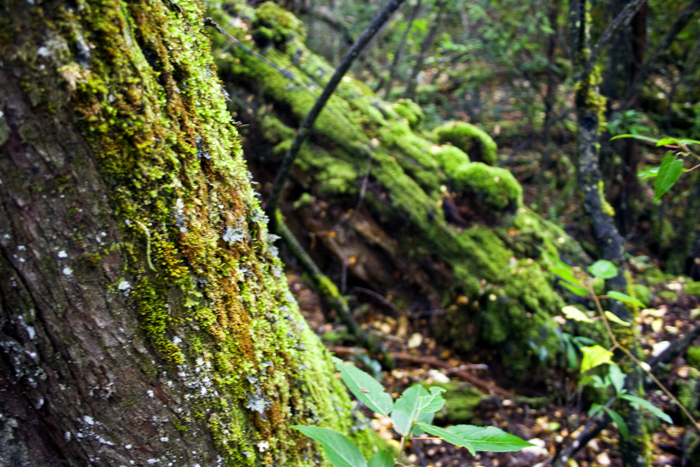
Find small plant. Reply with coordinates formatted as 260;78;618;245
542;251;700;438
611;134;700;201
293;361;533;466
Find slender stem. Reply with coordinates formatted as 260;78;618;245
265;0;407;222
588;284;700;431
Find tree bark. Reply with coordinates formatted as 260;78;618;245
0;0;368;465
570;0;650;464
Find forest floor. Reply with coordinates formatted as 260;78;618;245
288;265;700;467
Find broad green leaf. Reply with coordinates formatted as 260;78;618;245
610;134;660;143
368;450;394;467
559;280;590;296
637;166;659;179
620;395;673;424
572;336;598;348
654;152;684;201
580;345;613;373
412;411;434;436
656;137;679;147
606;291;645;308
588;260;618;279
293;426;367;467
565;340;578;369
607;363;626;395
416;423;481;455
336;364;393;416
419;387;447;413
562;306;593;323
680;138;700;145
448;425;534;453
550;266;580;285
588;403;604;417
605;311;631;326
390;385;426;436
603;407;629;440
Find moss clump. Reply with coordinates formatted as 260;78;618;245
677;368;700;421
422;382;485;424
645;267;666;285
685;280;700;298
452;163;522;213
688;346;700;371
392;98;424;130
633;283;651;307
658;290;678;302
253;1;305;47
433;121;498;165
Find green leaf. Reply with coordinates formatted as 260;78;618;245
603;407;629;440
293;426;367;467
419;387;447;414
606;291;645;308
448;425;534;453
605;311;631;326
416;423;481;455
588;403;605;417
656;137;679;147
412;412;434;436
549;266;581;285
580;345;613;373
610;134;660;143
562;306;593;323
620;395;673;424
637;166;659;179
566;340;578;369
390;385;426;436
559;280;590;296
336;364;393;416
654;152;684;201
368;450;394;467
607;363;626;395
588;260;618;279
572;336;598;348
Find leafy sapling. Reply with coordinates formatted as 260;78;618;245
293;361;532;466
543;253;698;438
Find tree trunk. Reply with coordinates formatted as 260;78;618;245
0;0;369;465
570;0;650;464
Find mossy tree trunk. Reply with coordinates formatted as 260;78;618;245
570;0;650;465
0;0;369;465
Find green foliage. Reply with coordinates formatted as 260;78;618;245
452;163;523;212
606;290;645;308
295;363;531;465
588;260;618;279
654;152;685;201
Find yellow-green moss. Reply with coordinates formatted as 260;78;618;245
433;121;498;165
452;163;522;212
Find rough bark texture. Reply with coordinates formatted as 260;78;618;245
570;0;650;465
0;0;371;465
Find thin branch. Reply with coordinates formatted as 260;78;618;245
575;0;647;82
404;0;448;101
265;0;407;222
619;0;700;110
381;0;423;97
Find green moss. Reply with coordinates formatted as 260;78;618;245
433;121;498;165
253;1;305;46
677;368;700;420
452;163;522;212
421;382;485;424
633;284;651;307
685;280;700;298
392;98;424;130
645;268;666;285
3;0;374;464
658;290;678;302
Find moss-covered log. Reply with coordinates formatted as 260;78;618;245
0;0;373;465
209;1;592;377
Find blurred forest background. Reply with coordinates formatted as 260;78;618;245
206;0;700;465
